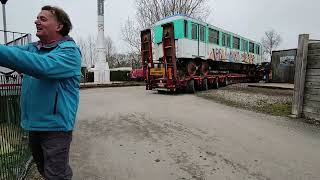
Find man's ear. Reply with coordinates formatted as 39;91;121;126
57;24;63;31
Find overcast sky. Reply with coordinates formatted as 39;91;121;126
1;0;319;53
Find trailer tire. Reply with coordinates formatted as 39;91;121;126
187;61;197;76
201;62;209;76
213;79;219;89
221;78;227;87
202;79;208;91
186;80;195;94
225;77;230;86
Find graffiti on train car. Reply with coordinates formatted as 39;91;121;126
209;47;255;64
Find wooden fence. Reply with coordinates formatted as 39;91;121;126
292;34;320;121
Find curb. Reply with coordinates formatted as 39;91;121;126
247;85;293;90
80;82;145;89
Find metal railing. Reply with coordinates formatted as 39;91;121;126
0;30;32;180
0;30;31;46
0;75;32;180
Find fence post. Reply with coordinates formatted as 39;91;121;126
292;34;309;117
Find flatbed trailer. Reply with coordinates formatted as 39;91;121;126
148;73;251;93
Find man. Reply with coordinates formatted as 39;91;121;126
0;6;81;179
264;62;271;82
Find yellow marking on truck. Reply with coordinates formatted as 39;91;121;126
150;68;165;76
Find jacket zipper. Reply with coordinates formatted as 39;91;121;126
53;91;58;114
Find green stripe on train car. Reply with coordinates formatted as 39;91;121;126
154;19;185;44
153;15;261;55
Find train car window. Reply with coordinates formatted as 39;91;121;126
222;33;226;46
249;42;254;53
184;20;188;38
200;26;205;42
226;34;231;48
222;33;230;47
233;37;240;49
256;45;260;54
192;23;198;40
242;40;248;51
209;28;219;44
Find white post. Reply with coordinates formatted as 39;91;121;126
1;1;8;44
94;0;110;84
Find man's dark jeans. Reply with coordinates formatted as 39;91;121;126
29;131;73;180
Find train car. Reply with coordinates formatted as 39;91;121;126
141;14;263;93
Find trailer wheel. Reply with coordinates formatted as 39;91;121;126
201;62;209;76
187;61;197;76
220;78;227;87
225;77;230;86
186;80;195;94
202;79;208;91
213;79;219;89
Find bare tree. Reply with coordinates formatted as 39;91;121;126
76;37;89;67
76;35;116;68
261;29;282;61
75;36;96;68
121;0;211;54
128;52;142;69
109;54;128;68
105;36;116;60
86;35;96;67
121;18;141;53
136;0;211;28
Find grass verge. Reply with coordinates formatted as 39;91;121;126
196;92;292;117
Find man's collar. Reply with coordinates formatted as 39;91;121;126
33;36;74;50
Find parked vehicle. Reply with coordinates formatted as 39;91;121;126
141;14;263;93
129;68;144;81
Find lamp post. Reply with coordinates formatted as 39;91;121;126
1;0;8;44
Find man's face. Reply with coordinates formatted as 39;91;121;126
35;10;62;40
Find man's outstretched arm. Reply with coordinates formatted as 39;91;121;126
0;45;81;79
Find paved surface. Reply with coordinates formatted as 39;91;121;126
247;83;294;90
71;86;320;180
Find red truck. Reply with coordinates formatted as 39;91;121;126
129;68;144;81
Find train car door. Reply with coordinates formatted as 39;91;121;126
198;25;206;58
191;23;206;58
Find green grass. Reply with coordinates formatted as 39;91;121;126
258;103;292;117
196;92;292;117
0;124;30;180
0;150;30;179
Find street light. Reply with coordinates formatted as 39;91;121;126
1;0;8;44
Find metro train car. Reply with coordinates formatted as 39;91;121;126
141;14;263;93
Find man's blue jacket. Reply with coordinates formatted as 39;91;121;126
0;37;81;131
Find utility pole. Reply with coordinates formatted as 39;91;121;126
1;0;8;44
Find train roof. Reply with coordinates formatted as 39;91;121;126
154;14;261;45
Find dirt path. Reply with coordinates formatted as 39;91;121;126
70;86;320;180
